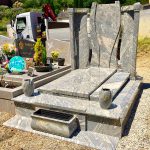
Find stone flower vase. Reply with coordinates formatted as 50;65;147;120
99;88;112;109
23;79;34;97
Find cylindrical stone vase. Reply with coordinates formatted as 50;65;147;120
99;88;112;109
22;79;34;97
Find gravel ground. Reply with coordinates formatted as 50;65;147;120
0;50;150;150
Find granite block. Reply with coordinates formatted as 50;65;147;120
38;67;116;99
76;114;87;131
12;79;141;125
87;120;122;138
15;102;35;117
89;2;121;68
78;14;90;69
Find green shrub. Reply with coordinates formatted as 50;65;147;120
34;38;46;66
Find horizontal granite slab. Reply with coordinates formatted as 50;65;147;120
90;72;130;101
4;115;119;150
38;67;116;99
12;93;88;113
73;131;119;150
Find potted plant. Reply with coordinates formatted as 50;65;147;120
51;50;59;63
2;43;16;60
34;38;52;72
51;50;65;66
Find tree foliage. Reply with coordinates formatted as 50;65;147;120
19;0;149;14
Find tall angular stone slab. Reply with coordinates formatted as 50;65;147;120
120;3;141;78
68;8;89;69
90;2;121;68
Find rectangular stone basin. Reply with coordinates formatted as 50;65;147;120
31;109;78;138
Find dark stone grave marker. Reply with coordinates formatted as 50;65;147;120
15;39;35;58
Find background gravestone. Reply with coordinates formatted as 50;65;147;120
15;39;35;58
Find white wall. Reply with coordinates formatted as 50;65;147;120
139;9;150;38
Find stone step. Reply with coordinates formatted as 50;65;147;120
73;131;119;150
12;79;142;138
86;80;142;137
4;115;119;150
90;72;130;101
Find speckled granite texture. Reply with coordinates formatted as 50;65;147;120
38;67;116;98
4;115;119;150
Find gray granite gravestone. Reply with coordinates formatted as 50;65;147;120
68;2;141;79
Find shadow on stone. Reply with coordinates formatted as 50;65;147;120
32;91;41;97
142;83;150;90
109;103;117;109
122;84;144;137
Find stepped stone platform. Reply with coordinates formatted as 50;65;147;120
4;66;142;149
4;115;119;150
